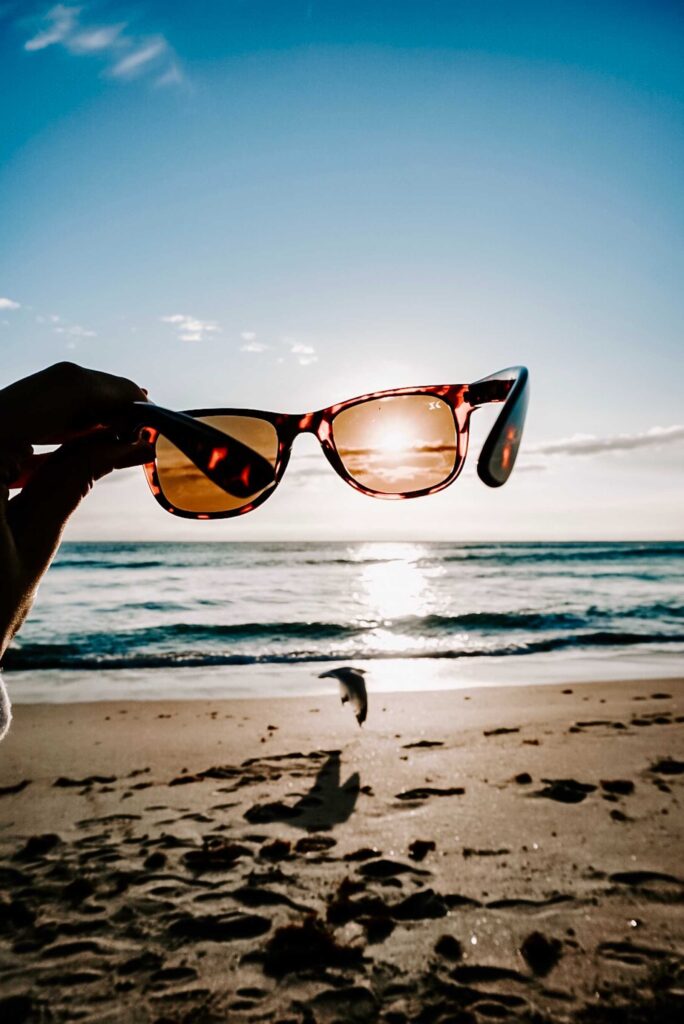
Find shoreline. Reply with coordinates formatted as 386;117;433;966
4;648;684;705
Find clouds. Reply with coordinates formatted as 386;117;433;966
24;2;77;51
54;322;96;338
233;329;319;366
290;341;318;366
69;23;125;55
111;38;167;79
35;311;97;347
161;314;220;343
238;333;319;365
156;316;319;364
23;4;182;86
529;425;684;457
239;330;270;353
0;297;20;310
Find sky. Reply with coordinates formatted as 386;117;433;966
1;0;683;541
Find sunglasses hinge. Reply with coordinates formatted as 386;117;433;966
465;380;512;407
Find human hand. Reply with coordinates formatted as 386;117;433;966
0;362;150;665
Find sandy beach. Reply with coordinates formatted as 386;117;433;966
1;677;683;1023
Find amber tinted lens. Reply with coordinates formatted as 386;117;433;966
332;395;458;494
156;415;279;513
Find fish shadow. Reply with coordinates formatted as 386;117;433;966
290;752;360;832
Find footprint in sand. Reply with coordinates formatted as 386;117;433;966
53;775;116;788
608;870;684;901
395;786;465;801
358;858;429;880
167;911;271;942
13;834;62;860
532;779;596;804
0;779;31;797
650;758;684;775
598;940;670;966
600;779;635;795
183;839;253;873
402;740;445;749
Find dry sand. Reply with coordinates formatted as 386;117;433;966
1;677;683;1023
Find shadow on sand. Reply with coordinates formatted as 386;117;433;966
245;751;360;832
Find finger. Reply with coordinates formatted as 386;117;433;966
6;452;50;490
0;443;34;487
0;362;148;445
7;436;152;574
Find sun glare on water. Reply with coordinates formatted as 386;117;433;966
356;542;435;622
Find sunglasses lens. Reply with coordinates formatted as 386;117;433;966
156;415;279;514
332;395;458;495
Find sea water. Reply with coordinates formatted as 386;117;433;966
4;541;683;702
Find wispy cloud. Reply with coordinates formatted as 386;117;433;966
0;297;20;310
110;37;166;79
529;425;684;457
24;3;78;51
290;341;318;366
239;331;269;353
23;4;183;86
54;322;96;338
69;23;125;54
161;314;220;343
241;340;269;353
154;61;183;89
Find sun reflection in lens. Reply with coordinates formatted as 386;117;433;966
332;394;458;495
371;421;414;454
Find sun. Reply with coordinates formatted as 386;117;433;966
372;421;414;454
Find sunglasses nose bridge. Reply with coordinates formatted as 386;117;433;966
296;411;328;438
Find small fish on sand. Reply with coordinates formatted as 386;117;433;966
319;667;368;725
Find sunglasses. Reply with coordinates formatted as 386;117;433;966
118;365;529;519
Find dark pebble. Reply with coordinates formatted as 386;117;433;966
143;852;167;871
260;839;291;861
262;915;363;977
408;839;436;861
14;834;61;861
650;758;684;775
520;931;562;975
0;995;34;1024
600;779;635;796
434;934;463;961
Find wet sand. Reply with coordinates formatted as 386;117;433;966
1;677;683;1023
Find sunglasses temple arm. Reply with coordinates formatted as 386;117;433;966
114;402;277;498
466;366;530;487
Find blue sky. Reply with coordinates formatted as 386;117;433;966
1;1;683;540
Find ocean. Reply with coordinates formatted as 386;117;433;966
4;541;683;703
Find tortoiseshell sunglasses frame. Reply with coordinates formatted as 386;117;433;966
130;365;529;520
